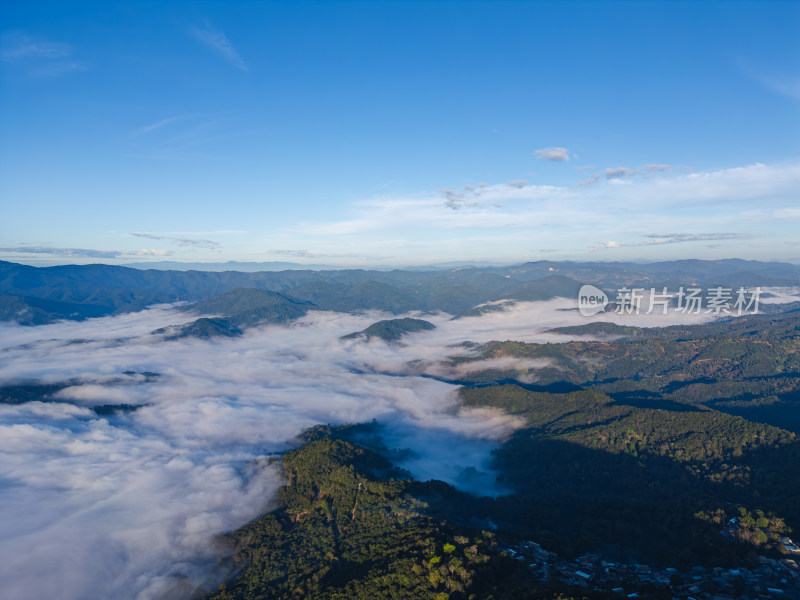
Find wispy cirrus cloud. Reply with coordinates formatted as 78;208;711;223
738;58;800;100
134;116;188;135
0;32;87;76
129;233;220;249
191;22;247;71
0;37;69;60
127;114;244;161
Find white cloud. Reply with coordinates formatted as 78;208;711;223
577;173;601;186
440;188;468;210
311;162;797;231
627;162;800;206
534;146;571;162
774;208;800;219
14;161;792;267
281;160;798;263
125;249;173;256
604;166;635;179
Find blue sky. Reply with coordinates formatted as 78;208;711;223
1;0;798;267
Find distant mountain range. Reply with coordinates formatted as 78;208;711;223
119;260;510;272
121;260;351;272
2;259;798;326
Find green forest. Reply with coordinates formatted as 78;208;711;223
452;310;800;433
207;435;595;600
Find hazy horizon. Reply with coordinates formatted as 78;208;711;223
5;255;800;271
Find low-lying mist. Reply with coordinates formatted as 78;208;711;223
0;297;724;600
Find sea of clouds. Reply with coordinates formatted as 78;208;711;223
0;297;741;600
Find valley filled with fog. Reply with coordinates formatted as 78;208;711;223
0;297;731;600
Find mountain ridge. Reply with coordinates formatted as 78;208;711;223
2;259;798;326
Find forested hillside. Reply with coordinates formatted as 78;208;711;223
452;310;800;432
208;435;594;600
